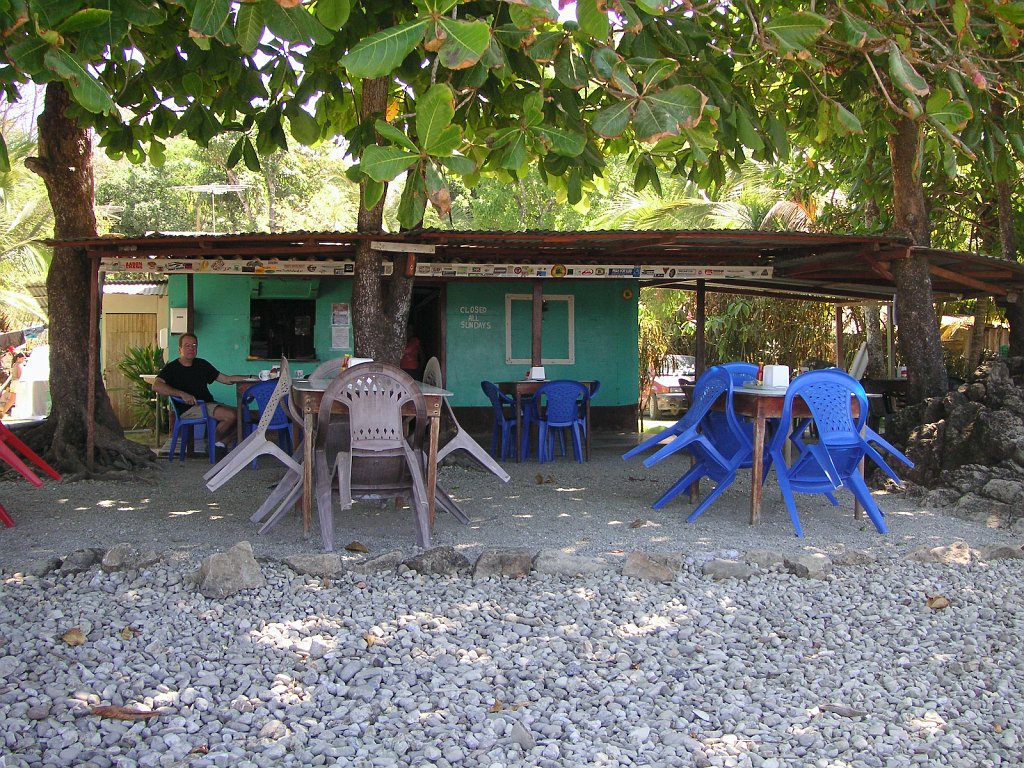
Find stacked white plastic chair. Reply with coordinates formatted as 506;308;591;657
204;358;300;492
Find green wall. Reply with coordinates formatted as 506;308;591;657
168;275;352;405
169;276;639;408
444;281;639;407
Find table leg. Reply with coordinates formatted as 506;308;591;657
236;400;245;447
302;409;314;534
750;413;767;525
585;398;591;461
426;411;440;527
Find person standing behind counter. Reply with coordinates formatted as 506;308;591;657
153;333;247;449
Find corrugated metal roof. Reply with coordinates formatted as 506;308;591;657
47;229;1024;303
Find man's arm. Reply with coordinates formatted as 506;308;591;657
152;376;197;405
215;373;246;385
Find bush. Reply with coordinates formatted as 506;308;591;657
116;344;166;430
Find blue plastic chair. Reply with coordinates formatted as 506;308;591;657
534;380;590;463
767;368;913;537
240;380;293;466
168;397;218;463
481;381;515;460
625;366;755;516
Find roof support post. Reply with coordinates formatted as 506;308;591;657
87;253;102;473
186;274;195;334
531;280;542;367
835;305;844;367
695;279;706;377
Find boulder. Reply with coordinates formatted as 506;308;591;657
195;541;266;598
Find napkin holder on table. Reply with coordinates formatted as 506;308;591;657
763;364;790;388
528;366;546;381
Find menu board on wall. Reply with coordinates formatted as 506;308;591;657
331;303;351;350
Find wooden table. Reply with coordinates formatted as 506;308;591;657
497;380;597;462
290;379;451;534
730;385;861;525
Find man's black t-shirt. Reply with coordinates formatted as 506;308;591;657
158;358;220;412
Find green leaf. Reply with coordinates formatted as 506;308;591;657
43;49;116;114
235;2;264;54
610;62;638;98
437;154;476;175
57;9;113;34
577;0;609;39
191;0;231;37
416;83;456;154
734;107;763;151
527;31;563;63
434;18;490;70
0;134;9;174
835;102;864;134
639;59;677;91
765;11;831;53
554;44;587;89
888;42;929;97
497;129;528;170
263;1;333;45
316;0;350;31
593;101;632;138
363;178;385;210
342;20;426;78
926;89;971;131
226;135;245;168
374;120;419;153
397;169;427;229
633;85;706;141
522;91;544;126
838;10;883;48
361;145;419;182
531;124;586;156
286;104;320;145
951;0;969;35
7;38;48;74
994;2;1024;24
590;47;618;80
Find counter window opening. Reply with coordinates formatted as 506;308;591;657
249;298;316;360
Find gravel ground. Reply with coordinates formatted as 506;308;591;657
1;431;1023;767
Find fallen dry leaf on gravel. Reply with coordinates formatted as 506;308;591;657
61;628;86;647
927;595;951;610
91;705;161;721
345;541;369;553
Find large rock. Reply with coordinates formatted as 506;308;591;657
282;553;344;577
533;549;610;577
472;548;534;579
102;543;161;573
402;546;471;576
195;541;266;598
890;359;1024;528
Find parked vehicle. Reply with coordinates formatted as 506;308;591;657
643;354;695;419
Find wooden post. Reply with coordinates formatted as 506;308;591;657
835;305;844;367
186;274;195;334
87;253;102;473
531;280;543;366
695;279;706;377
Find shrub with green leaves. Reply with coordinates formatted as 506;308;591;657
116;344;165;430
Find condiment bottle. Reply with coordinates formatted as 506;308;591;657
756;361;764;386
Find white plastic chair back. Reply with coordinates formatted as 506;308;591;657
848;342;869;380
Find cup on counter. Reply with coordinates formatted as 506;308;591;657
294;369;305;379
258;370;271;381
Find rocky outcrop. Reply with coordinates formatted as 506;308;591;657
891;358;1024;528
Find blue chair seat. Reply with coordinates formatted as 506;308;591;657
240;380;293;467
534;380;590;463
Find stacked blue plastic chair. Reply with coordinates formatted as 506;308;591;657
767;368;913;537
625;366;755;517
481;381;516;460
168;397;219;463
534;380;590;463
240;380;293;467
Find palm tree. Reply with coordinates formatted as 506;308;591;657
0;131;52;331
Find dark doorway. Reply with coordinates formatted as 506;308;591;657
409;284;443;374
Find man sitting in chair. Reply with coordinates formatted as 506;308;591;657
154;333;247;450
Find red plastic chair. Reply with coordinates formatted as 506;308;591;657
0;420;62;527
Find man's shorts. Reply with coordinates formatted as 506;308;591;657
179;402;227;420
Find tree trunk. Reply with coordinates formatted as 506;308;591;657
887;117;947;402
992;176;1024;354
24;83;152;475
863;303;887;378
351;76;414;364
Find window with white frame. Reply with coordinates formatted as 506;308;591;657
505;294;574;365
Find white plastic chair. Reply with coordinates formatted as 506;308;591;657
204;358;301;492
848;342;869;380
421;357;510;483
